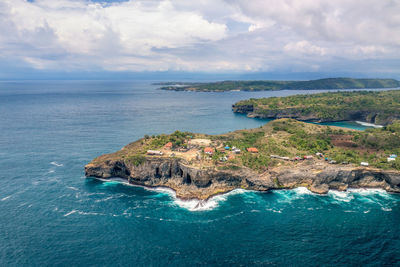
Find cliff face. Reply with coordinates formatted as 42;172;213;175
85;157;400;200
232;104;397;125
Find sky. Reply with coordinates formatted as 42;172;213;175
0;0;400;80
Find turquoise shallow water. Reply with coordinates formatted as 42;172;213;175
0;81;399;266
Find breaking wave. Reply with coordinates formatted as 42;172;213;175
355;121;383;128
90;178;398;212
172;189;247;211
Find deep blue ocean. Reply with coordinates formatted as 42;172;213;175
0;80;399;266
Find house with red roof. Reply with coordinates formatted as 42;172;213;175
204;147;214;155
247;147;259;153
164;142;173;149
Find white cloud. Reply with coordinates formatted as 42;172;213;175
0;0;399;73
284;41;327;56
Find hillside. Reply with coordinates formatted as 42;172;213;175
157;78;400;92
233;90;400;125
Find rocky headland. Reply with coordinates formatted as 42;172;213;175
232;90;400;126
85;119;400;200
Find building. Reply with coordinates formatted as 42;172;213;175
247;147;259;153
303;155;313;160
361;162;369;167
232;148;241;154
164;142;173;149
204;147;214;155
147;150;163;156
387;157;396;162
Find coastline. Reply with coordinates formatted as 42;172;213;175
87;176;397;211
85;158;400;201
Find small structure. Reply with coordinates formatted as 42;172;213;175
390;154;398;158
232;147;241;154
224;146;230;150
293;156;301;161
270;155;290;161
303;155;313;160
204;147;214;155
219;156;228;162
316;152;323;157
164;142;173;149
233;149;241;154
147;150;163;156
328;160;337;164
360;162;369;167
247;147;259;153
387;157;396;162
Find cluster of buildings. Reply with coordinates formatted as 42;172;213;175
146;138;399;169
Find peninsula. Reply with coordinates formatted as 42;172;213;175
157;78;400;92
233;90;400;126
85;119;400;200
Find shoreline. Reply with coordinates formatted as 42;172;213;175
87;176;397;211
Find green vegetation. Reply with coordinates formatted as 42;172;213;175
148;130;193;149
92;118;400;172
233;90;400;125
126;154;146;166
158;78;400;92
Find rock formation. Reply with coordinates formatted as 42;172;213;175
85;157;400;200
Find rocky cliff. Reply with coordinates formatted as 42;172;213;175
85;157;400;200
232;104;398;125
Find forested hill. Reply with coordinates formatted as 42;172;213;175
232;90;400;126
157;78;400;92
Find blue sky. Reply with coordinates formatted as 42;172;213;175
1;0;400;80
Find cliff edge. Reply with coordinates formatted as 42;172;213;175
85;119;400;199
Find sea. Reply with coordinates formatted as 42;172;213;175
0;80;399;266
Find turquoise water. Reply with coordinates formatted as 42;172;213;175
0;81;399;266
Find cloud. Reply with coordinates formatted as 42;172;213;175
0;0;399;74
284;41;327;56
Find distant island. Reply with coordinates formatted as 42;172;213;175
156;78;400;92
85;119;400;200
233;90;400;126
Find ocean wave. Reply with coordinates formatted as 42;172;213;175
67;186;79;191
355;121;383;128
50;161;63;167
170;189;247;212
90;178;398;212
1;195;12;201
328;190;354;202
63;209;105;217
274;187;315;203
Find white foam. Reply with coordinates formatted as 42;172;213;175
355;121;383;128
1;195;11;201
328;190;354;202
50;161;63;167
172;189;247;212
93;177;249;212
347;188;388;196
64;210;77;217
67;186;79;191
63;209;104;217
292;187;313;195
